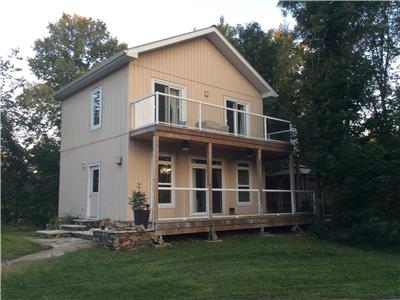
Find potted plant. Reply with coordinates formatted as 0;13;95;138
129;183;150;228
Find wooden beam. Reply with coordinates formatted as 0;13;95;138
151;134;160;225
131;124;293;153
289;153;296;214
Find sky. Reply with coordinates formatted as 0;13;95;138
1;0;293;80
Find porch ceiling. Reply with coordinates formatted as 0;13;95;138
130;124;292;158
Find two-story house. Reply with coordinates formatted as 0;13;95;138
54;26;314;237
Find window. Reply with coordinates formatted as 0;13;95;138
237;162;251;204
92;168;99;193
90;87;102;130
226;99;248;135
154;82;185;125
158;155;174;206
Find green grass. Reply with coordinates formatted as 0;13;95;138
1;226;48;261
2;233;399;299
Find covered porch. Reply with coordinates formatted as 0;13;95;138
130;124;315;236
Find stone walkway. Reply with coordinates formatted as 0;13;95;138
2;237;96;269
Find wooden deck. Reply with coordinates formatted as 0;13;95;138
155;214;313;236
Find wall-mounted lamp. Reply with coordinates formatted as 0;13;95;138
115;156;123;166
181;141;190;151
81;162;87;170
204;90;209;98
246;149;254;158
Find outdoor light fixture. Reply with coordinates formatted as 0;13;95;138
181;140;190;151
246;149;253;158
115;156;123;165
204;90;209;97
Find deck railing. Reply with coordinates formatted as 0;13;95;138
155;187;315;221
130;92;293;143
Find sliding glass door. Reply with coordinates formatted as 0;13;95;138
226;99;248;135
154;82;184;125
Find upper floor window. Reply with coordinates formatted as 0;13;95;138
154;81;186;125
225;99;248;136
90;87;102;130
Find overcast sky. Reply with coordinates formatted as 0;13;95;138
1;0;293;80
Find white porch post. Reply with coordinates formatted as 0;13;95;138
256;148;263;215
207;142;213;220
289;153;296;214
151;134;159;228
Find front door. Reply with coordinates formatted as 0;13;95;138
87;164;100;219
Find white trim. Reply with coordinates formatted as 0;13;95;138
158;153;176;209
86;162;100;219
189;156;224;216
55;26;277;101
224;96;250;136
90;86;103;131
151;79;187;124
126;27;277;98
236;161;253;206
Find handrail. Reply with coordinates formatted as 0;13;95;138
130;91;291;124
130;91;293;142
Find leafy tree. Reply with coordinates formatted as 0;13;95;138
279;1;400;244
1;50;30;223
2;14;127;225
29;13;127;91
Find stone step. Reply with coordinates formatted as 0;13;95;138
37;230;72;238
73;219;100;228
72;230;94;240
60;224;87;231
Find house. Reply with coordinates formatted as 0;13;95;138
54;26;314;237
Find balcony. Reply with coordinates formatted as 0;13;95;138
130;92;293;143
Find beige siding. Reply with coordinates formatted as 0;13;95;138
59;66;129;220
128;37;265;218
128;140;260;220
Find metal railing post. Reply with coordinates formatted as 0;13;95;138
155;92;159;124
264;116;268;140
199;102;202;130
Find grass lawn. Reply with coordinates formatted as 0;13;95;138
2;232;399;299
1;226;49;261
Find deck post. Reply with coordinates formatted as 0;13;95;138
207;142;217;240
151;134;160;228
256;148;263;215
257;148;264;234
289;153;296;215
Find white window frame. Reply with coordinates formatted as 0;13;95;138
189;156;224;216
236;161;252;206
158;153;175;208
151;78;187;124
90;86;103;131
224;97;250;136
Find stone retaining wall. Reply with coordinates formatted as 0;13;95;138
93;229;155;251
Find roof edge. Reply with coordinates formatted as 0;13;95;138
53;50;136;101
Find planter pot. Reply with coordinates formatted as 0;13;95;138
133;209;150;228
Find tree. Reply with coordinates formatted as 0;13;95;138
279;1;400;245
1;49;30;223
2;14;127;225
29;13;127;91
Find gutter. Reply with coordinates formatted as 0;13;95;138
53;50;137;101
